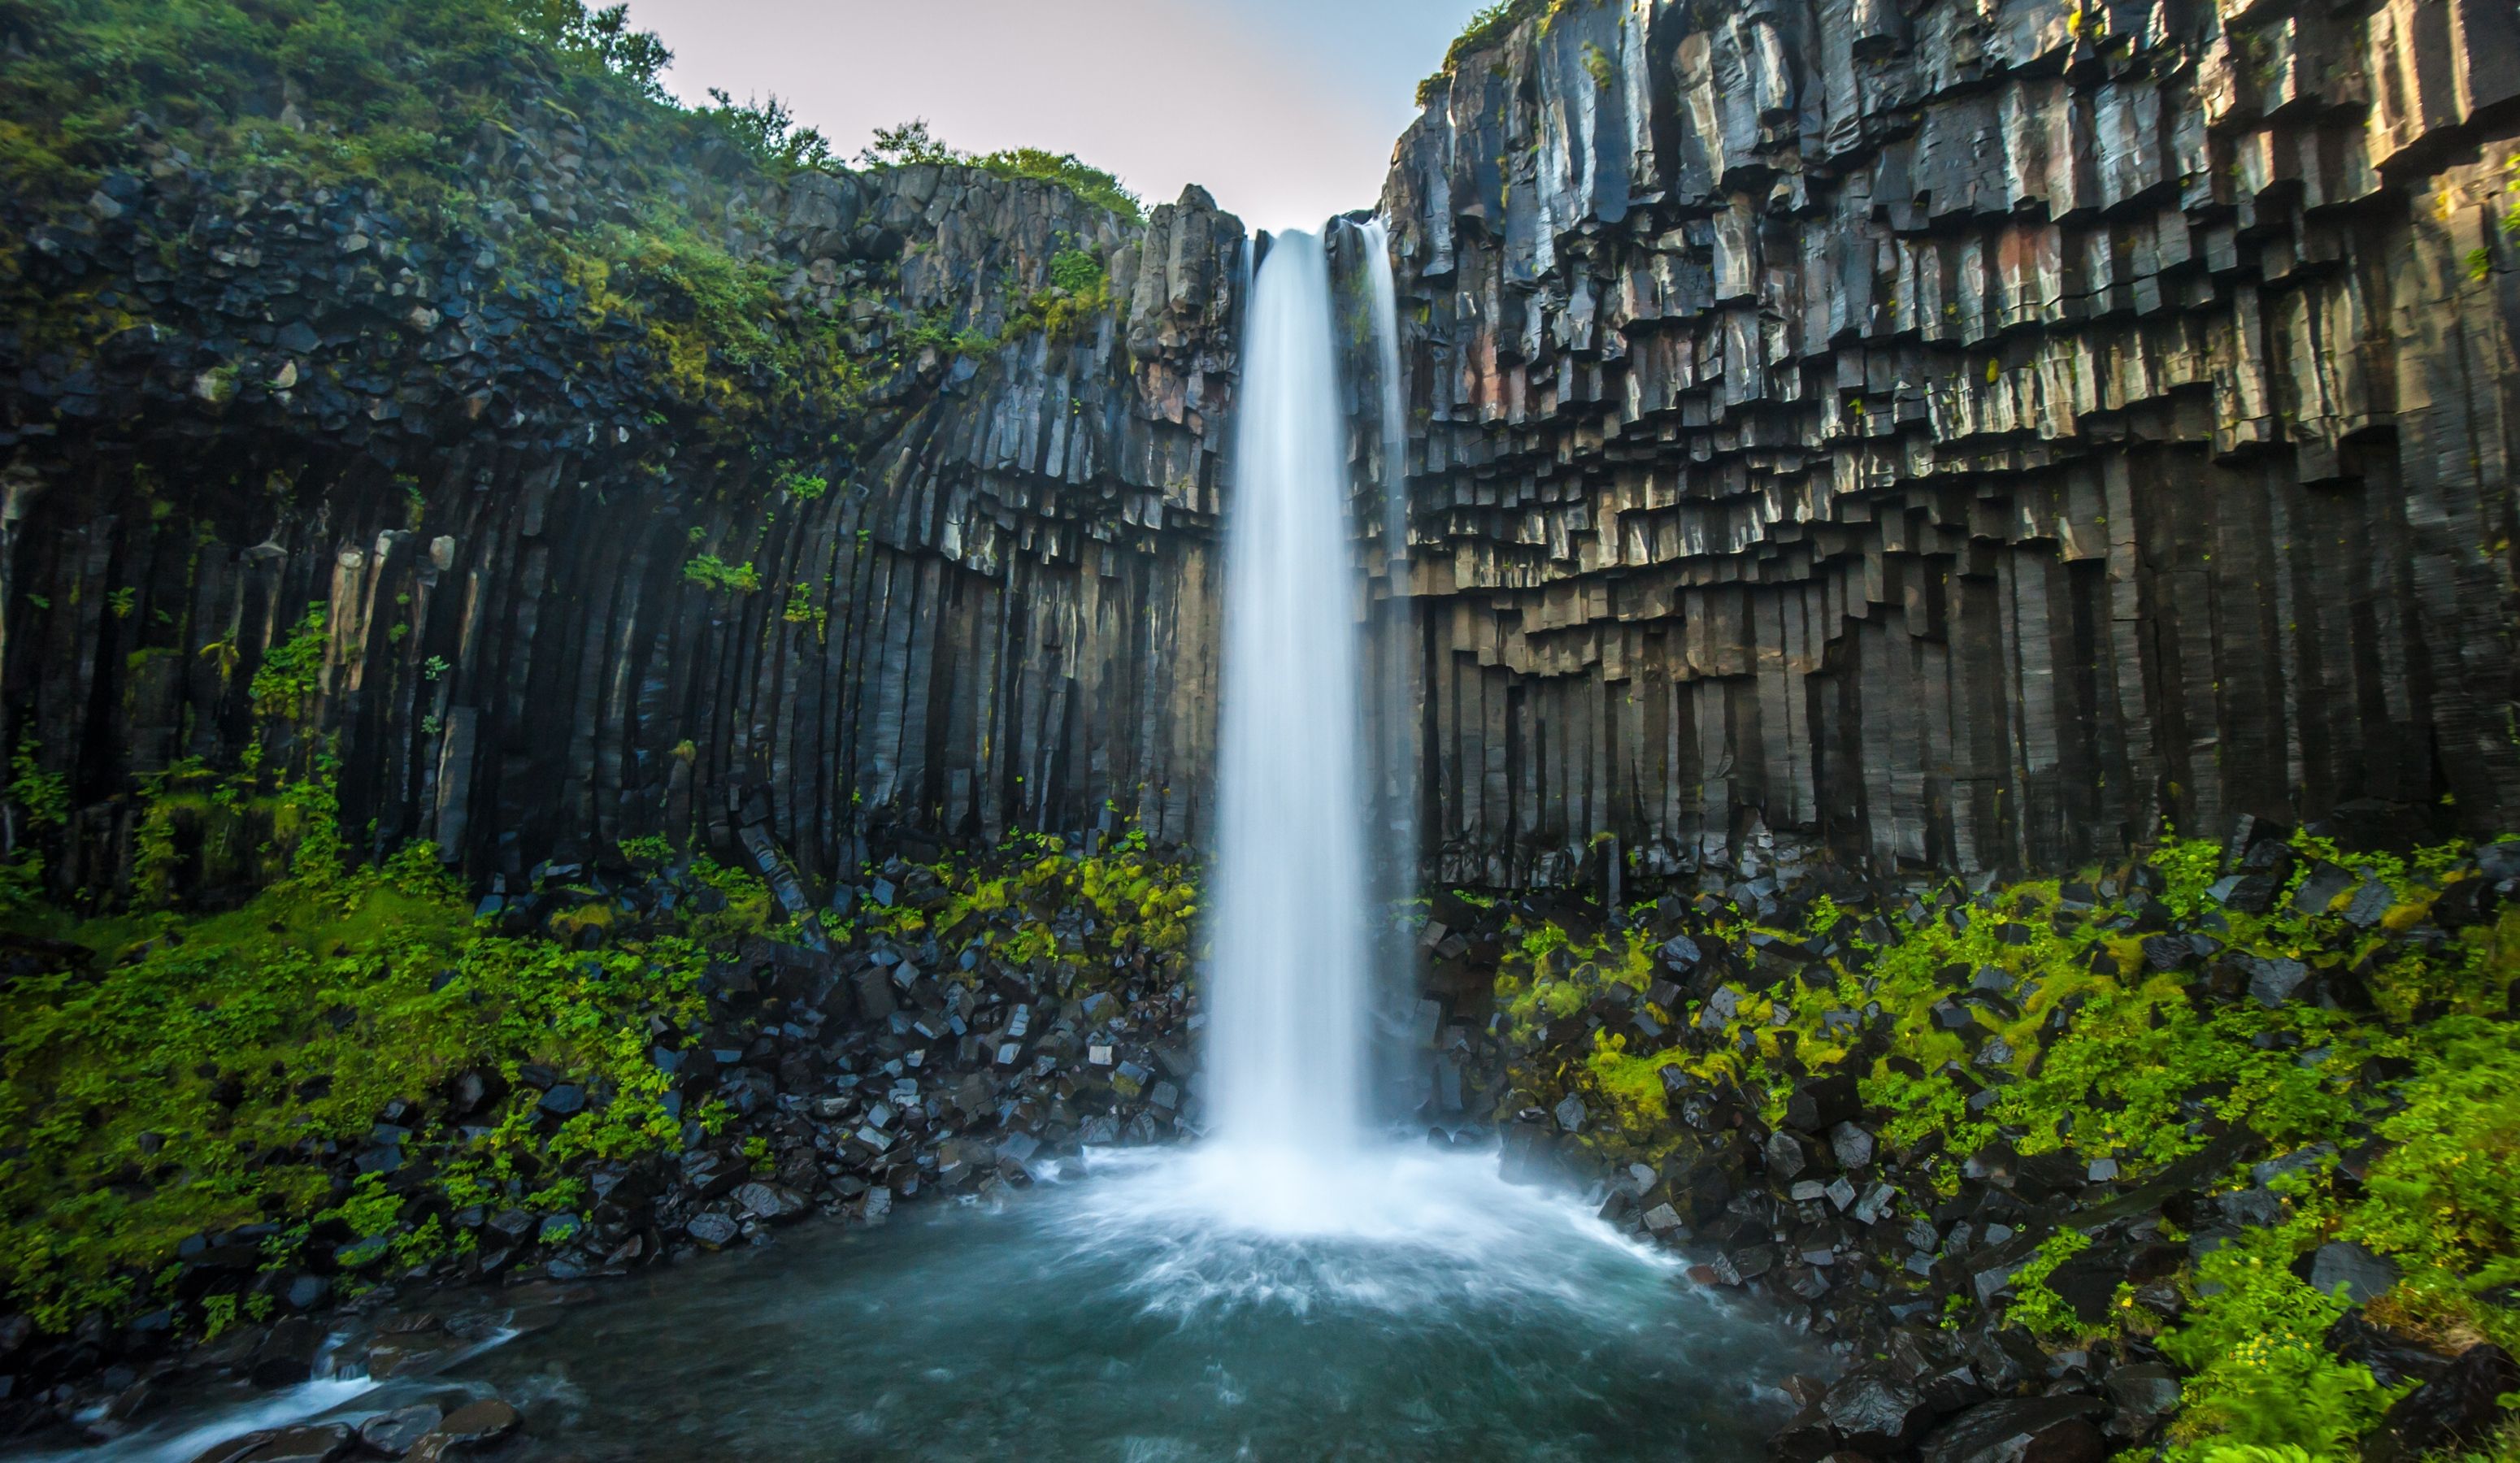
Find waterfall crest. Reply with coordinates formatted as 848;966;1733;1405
1207;229;1369;1157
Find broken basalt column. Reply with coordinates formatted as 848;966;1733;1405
1375;0;2520;885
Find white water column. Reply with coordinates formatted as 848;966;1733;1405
1206;230;1370;1155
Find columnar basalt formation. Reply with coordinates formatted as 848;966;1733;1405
1378;0;2520;886
0;105;1244;897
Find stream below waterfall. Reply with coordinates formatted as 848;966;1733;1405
28;1145;1807;1463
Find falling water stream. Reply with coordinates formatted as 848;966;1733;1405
17;226;1806;1463
1210;228;1371;1161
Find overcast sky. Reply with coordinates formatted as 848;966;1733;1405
626;0;1479;232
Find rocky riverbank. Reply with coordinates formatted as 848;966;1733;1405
0;827;1207;1451
1434;821;2520;1461
5;816;2516;1461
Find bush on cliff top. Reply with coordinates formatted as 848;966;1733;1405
1418;0;1596;106
862;119;1144;224
0;0;682;200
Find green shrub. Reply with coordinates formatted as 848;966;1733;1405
2161;1221;2402;1458
1049;248;1104;294
248;603;328;721
778;468;830;501
859;119;1141;222
683;554;761;593
2007;1229;2096;1339
8;739;69;831
702;87;829;172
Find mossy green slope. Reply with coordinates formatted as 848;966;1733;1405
1485;831;2520;1460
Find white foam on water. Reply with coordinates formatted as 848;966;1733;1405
1057;1143;1678;1324
23;1375;380;1463
22;1326;522;1463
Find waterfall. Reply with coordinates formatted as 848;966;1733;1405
1206;229;1370;1157
1358;220;1410;606
1354;219;1419;1102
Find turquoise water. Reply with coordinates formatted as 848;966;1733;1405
51;1147;1805;1463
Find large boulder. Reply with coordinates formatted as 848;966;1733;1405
1918;1396;2108;1463
403;1398;523;1462
231;1426;355;1463
1817;1370;1937;1453
2363;1344;2520;1462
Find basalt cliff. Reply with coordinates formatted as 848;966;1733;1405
2;4;2519;1461
1373;0;2520;887
5;0;2518;900
0;30;1241;903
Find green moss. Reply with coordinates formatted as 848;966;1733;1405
1581;41;1615;89
849;829;1198;996
1489;827;2520;1457
780;582;828;640
1584;1032;1671;1129
998;245;1119;349
0;831;761;1333
559;219;871;414
2005;1229;2096;1340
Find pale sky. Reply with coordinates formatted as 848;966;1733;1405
628;0;1480;232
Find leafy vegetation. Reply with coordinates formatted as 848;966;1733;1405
2162;1218;2402;1457
860;118;1144;223
1492;829;2520;1458
8;738;69;832
1001;243;1119;346
0;0;1141;469
702;86;831;173
1417;0;1595;105
682;554;761;594
780;582;828;640
0;0;675;202
0;819;765;1332
848;829;1199;990
247;603;330;720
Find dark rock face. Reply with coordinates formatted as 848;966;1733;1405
1375;0;2520;883
2;137;1242;893
9;0;2516;910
